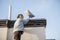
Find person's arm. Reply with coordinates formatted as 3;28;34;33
23;17;29;24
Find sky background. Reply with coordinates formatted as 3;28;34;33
0;0;60;40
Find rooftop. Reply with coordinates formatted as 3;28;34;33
0;19;46;28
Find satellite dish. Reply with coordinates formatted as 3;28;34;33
24;10;35;18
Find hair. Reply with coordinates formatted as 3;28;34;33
17;14;23;18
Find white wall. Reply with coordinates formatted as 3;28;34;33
0;27;8;40
7;27;46;40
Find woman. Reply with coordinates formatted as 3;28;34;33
13;14;29;40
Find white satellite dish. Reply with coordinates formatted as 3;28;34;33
24;10;35;18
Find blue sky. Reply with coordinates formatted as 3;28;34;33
0;0;60;40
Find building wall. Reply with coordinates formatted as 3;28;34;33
0;27;8;40
0;19;46;40
7;27;45;40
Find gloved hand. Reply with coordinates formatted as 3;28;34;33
24;10;35;18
